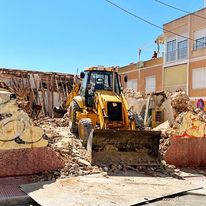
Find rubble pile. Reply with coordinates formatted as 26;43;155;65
0;85;67;177
162;108;206;167
0;80;12;91
2;79;200;177
13;90;34;116
152;121;171;156
170;91;193;116
123;88;146;114
158;107;206;157
33;116;178;179
123;88;144;99
102;162;181;178
0;69;74;118
0;80;36;117
34;117;101;180
34;116;70;130
156;95;206;168
169;108;206;139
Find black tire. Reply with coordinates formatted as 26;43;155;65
78;118;93;146
69;101;80;133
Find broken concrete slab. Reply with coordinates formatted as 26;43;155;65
20;174;201;206
185;176;206;196
146;194;206;206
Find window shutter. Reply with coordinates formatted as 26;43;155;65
146;76;156;93
127;79;137;91
192;68;206;89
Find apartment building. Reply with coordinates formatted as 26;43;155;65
164;7;206;104
119;57;163;93
120;7;206;107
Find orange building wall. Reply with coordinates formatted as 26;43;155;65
164;15;188;39
119;60;163;93
163;8;206;98
139;66;162;92
190;9;206;58
189;59;206;97
119;70;139;89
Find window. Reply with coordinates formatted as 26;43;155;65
178;40;187;59
80;72;88;96
192;68;206;89
166;40;176;62
87;71;120;94
195;37;206;50
127;79;137;91
145;76;156;93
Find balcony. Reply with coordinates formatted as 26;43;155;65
193;42;206;50
193;37;206;50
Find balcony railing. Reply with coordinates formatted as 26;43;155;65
193;42;206;50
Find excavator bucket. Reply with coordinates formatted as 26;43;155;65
87;129;161;166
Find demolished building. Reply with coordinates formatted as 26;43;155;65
0;68;74;117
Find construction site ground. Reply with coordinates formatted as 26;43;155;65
0;88;206;205
0;117;205;206
0;168;205;206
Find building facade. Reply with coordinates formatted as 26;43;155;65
119;57;163;93
119;7;206;107
164;7;206;104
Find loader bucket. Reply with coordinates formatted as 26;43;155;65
87;129;161;166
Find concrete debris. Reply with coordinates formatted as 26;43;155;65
123;88;146;114
152;120;170;133
33;117;102;180
1;78;204;179
0;69;74;118
77;159;91;166
170;90;193;117
158;99;206;167
32;116;181;179
169;109;206;138
0;80;12;92
124;90;194;128
34;89;203;178
153;121;171;158
160;135;170;156
123;88;144;99
0;89;47;150
158;107;206;157
0;88;65;177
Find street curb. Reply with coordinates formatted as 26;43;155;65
0;195;32;206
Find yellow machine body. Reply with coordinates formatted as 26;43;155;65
68;66;160;166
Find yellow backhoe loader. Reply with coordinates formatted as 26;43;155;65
68;66;161;166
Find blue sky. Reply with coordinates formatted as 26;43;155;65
0;0;204;74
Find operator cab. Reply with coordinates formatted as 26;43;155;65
79;68;121;107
